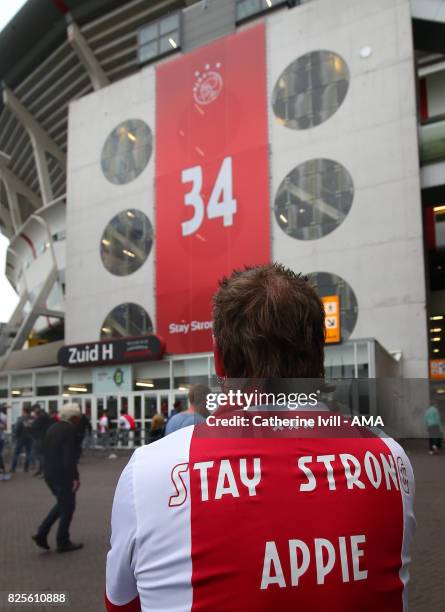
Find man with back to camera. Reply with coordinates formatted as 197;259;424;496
165;384;210;436
105;263;415;612
32;402;83;553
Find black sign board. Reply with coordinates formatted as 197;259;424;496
58;335;165;368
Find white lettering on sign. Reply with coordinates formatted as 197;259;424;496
260;535;368;590
169;321;213;334
67;343;113;365
181;156;237;236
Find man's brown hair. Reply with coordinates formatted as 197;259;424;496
213;263;325;378
188;384;211;417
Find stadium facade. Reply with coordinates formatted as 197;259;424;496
0;0;444;433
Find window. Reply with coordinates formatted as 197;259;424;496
274;159;354;240
138;12;181;65
236;0;290;23
100;209;153;276
272;50;350;129
101;303;153;340
309;272;358;341
101;119;153;185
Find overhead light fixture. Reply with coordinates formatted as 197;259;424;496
266;0;272;7
431;328;442;333
432;337;441;342
430;315;444;320
178;386;189;391
299;208;305;213
102;239;111;246
102;327;111;333
127;131;137;142
123;249;136;258
279;214;288;224
436;388;445;394
434;205;445;213
433;348;440;353
62;393;70;397
68;385;88;392
127;211;135;218
11;390;21;396
168;37;177;49
136;381;154;388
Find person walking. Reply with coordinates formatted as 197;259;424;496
424;402;443;455
32;403;83;553
118;408;135;447
11;406;34;473
75;412;92;460
98;409;109;447
30;404;50;476
164;384;210;435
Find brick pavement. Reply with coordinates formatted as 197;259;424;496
0;444;444;612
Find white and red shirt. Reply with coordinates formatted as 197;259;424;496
99;415;109;434
119;414;136;431
105;417;415;611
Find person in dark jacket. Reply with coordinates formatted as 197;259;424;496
30;404;50;476
75;413;92;461
32;403;83;553
11;407;34;473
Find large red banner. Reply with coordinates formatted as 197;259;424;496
156;23;270;354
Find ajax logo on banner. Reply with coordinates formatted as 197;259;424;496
193;62;223;105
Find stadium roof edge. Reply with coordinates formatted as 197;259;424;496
0;0;141;106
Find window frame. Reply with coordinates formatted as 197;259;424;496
137;11;182;66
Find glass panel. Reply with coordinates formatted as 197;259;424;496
139;23;158;45
101;119;153;185
134;361;170;390
274;159;354;240
356;342;370;378
160;13;179;35
309;272;358;341
237;0;261;20
420;117;445;164
324;343;356;378
101;303;153;340
160;395;169;418
173;357;209;389
160;35;178;54
100;209;153;277
107;396;118;429
139;41;158;64
272;51;350;129
144;395;157;419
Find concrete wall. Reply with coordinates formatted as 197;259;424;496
66;67;156;344
267;0;428;377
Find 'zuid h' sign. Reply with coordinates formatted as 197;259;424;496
58;335;165;368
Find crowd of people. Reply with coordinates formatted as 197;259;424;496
0;384;211;482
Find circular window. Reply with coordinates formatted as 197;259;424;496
272;51;350;129
309;272;358;340
100;209;153;276
274;159;354;240
101;119;153;184
100;303;153;340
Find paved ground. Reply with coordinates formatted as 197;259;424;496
0;443;444;611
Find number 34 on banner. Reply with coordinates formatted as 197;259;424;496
181;156;237;236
